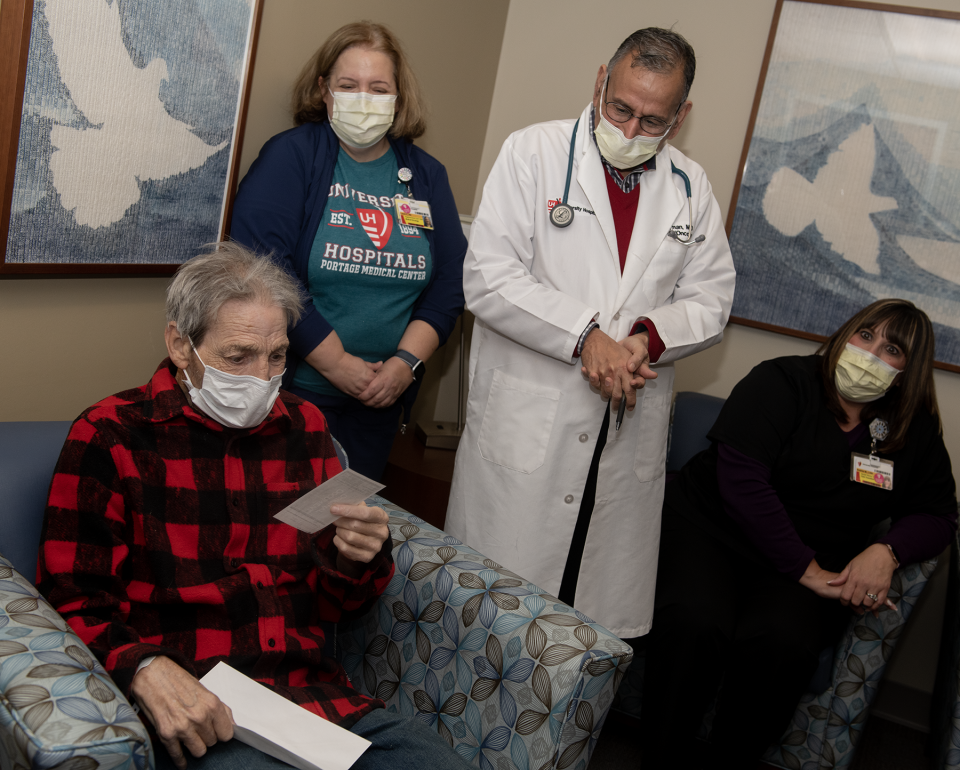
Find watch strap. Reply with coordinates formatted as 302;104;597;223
394;349;423;380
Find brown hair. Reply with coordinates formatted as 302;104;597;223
817;298;939;450
291;21;426;140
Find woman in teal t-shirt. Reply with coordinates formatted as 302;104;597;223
232;22;467;480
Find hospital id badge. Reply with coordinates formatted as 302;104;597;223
850;453;894;490
394;197;434;229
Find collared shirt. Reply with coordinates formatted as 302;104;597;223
590;104;656;194
39;359;394;728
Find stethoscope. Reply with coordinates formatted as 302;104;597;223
549;118;705;245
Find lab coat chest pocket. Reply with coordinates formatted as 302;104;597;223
634;393;671;482
641;240;690;308
478;369;561;474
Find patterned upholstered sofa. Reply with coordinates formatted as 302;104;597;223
0;421;632;770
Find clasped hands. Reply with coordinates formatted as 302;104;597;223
132;502;389;768
324;352;413;409
580;328;657;412
800;543;899;618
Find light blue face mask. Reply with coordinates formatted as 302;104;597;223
183;342;284;429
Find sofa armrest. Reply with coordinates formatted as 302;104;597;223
339;498;633;770
764;556;938;769
0;555;153;770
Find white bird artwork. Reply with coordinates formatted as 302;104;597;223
762;123;898;275
44;0;228;229
897;236;960;287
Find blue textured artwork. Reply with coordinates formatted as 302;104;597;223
5;0;256;266
728;1;960;367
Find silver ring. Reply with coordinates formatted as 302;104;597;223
866;593;879;602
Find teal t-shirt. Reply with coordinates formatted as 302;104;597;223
293;147;433;396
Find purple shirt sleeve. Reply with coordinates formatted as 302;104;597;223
716;443;816;581
878;512;958;566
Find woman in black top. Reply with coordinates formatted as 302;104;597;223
640;299;957;769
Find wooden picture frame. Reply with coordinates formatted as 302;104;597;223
0;0;262;276
726;0;960;371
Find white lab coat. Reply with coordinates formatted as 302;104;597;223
446;104;735;637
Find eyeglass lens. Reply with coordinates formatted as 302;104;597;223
606;102;670;133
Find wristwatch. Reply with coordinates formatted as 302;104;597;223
393;350;424;382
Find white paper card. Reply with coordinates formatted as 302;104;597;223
273;469;385;533
200;662;371;770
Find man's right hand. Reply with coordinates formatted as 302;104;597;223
580;328;637;410
131;656;234;769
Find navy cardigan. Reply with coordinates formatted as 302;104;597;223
230;121;467;388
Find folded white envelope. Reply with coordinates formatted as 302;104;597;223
200;662;371;770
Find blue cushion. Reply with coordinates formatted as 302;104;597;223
0;421;72;581
666;392;725;472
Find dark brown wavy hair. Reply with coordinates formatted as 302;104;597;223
291;21;426;140
817;298;939;451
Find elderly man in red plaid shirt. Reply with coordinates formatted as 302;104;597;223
38;243;471;770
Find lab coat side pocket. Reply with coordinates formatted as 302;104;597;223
634;393;671;483
478;369;561;474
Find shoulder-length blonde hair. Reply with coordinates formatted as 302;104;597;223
817;298;939;451
291;21;426;140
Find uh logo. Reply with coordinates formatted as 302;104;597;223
357;208;393;249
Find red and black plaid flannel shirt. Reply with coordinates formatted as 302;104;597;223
38;359;394;728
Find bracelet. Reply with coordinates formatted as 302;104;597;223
576;320;599;357
885;543;900;569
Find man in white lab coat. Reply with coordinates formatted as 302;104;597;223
446;28;735;638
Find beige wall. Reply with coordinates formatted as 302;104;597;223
0;0;507;423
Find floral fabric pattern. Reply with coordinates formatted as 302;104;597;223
0;555;152;770
340;499;634;770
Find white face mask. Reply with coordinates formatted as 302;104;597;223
329;91;397;149
835;343;902;403
594;80;669;170
183;344;283;429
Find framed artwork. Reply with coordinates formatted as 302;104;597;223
0;0;262;275
726;0;960;371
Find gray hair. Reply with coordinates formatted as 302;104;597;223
608;28;696;104
166;241;304;345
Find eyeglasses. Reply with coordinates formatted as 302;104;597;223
602;80;682;135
